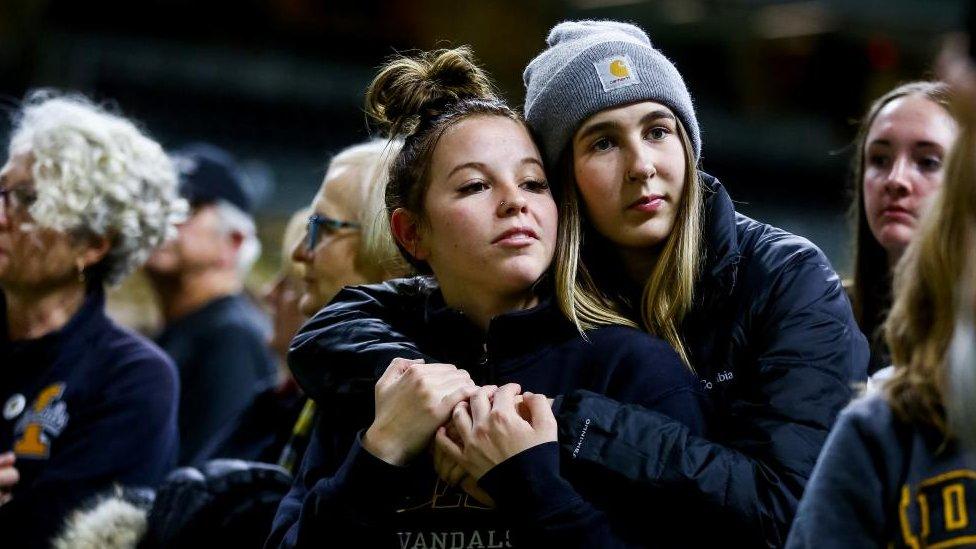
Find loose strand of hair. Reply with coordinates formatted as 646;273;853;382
885;107;974;433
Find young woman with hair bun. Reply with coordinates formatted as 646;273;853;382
289;21;870;547
267;47;705;548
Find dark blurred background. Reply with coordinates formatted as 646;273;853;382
0;0;967;279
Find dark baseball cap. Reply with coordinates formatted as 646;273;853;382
172;143;252;214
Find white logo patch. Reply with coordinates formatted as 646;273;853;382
3;394;25;420
593;54;641;92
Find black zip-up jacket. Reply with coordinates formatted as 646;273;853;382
286;174;869;547
267;294;706;548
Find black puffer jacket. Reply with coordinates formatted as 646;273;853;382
288;174;869;547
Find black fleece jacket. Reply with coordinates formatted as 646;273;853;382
267;294;706;548
285;174;868;547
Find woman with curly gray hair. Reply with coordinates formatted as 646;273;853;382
0;92;185;548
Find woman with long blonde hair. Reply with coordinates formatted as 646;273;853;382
787;78;976;547
288;21;868;547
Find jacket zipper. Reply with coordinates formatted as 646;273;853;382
479;342;494;384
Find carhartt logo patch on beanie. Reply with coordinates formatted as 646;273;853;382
594;54;640;92
523;20;701;166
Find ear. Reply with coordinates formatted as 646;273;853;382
223;230;245;268
227;230;245;252
390;208;429;261
79;234;112;269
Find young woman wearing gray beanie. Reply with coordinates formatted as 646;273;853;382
288;21;869;547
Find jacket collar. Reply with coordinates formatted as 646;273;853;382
698;172;741;298
421;285;576;367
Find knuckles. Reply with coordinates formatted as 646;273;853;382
402;363;424;379
472;425;492;440
487;408;510;426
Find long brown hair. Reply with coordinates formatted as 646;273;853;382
884;97;973;433
849;81;953;364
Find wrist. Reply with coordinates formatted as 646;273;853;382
363;424;411;466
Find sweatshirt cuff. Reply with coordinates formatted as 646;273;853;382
477;442;581;520
550;395;564;415
557;389;643;462
329;430;415;510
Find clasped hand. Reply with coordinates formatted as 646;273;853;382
361;359;557;507
433;384;557;506
363;358;556;504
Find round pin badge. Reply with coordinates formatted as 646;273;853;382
3;394;26;420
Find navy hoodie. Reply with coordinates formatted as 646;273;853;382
0;287;179;548
267;291;706;548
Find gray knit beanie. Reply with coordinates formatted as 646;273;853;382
523;20;701;166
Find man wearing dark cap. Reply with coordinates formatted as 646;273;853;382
145;143;276;467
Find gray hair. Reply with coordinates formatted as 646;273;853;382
212;200;261;278
9;91;187;286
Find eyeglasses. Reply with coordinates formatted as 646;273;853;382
304;213;360;251
0;186;37;218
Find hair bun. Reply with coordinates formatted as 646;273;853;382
365;46;497;138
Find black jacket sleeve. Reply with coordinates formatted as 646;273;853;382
289;278;433;404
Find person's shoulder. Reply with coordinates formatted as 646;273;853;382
209;294;268;333
171;296;270;362
582;326;691;377
733;212;830;276
380;275;439;296
835;393;901;441
341;275;437;298
338;276;437;306
731;213;851;316
94;321;179;398
101;319;176;373
301;275;438;329
584;324;676;355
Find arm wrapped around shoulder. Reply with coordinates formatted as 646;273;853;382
288;277;436;403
